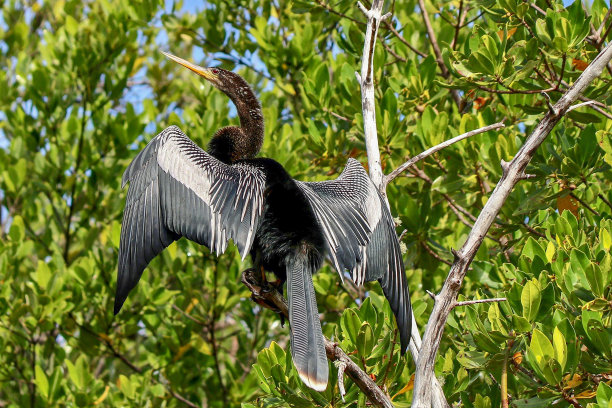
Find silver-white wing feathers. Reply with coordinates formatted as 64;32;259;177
297;158;411;350
115;125;265;313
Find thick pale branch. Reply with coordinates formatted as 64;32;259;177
358;0;387;191
240;269;394;408
356;1;449;406
384;122;505;186
412;40;612;408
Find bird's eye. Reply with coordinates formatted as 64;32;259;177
212;69;219;74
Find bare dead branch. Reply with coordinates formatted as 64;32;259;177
335;360;348;401
384;122;505;186
453;297;507;307
357;0;387;192
356;2;448;406
566;100;599;113
412;40;612;408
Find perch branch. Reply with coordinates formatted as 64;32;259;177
241;268;394;408
355;1;449;406
357;0;387;192
412;40;612;408
384;122;505;186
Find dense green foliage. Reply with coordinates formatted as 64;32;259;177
1;0;611;407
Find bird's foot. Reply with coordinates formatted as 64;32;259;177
240;268;288;326
261;278;283;294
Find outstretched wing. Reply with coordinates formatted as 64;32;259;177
297;159;412;351
116;125;265;314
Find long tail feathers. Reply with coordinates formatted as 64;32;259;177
287;255;328;391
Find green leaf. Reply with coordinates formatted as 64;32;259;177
8;215;25;242
340;308;361;345
552;327;567;371
521;280;541;322
530;329;554;360
356;322;374;357
527;329;562;384
35;260;52;290
119;374;135;399
596;382;612;408
35;365;49;399
521;237;547;262
512;315;532;333
65;358;85;390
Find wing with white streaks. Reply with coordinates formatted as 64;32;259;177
115;125;265;313
297;159;412;351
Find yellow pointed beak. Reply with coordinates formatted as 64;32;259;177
160;50;219;82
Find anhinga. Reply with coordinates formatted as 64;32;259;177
115;51;412;391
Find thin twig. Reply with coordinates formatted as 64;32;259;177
421;241;453;266
599;20;612;47
380;35;408;63
597;6;612;37
566;100;599;113
383;22;428;57
556;54;567;90
416;0;462;107
530;3;546;15
451;0;466;50
453;297;507;307
315;0;364;24
570;193;601;216
172;304;207;327
523;223;547;238
598;193;612;210
322;107;352;122
417;0;447;77
384;122;505;185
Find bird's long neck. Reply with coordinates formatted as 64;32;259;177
208;86;264;164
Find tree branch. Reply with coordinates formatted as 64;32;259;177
453;297;507;307
357;0;388;193
384;122;505;186
416;0;462;106
412;40;612;408
356;2;449;406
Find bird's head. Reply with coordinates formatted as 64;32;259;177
160;51;253;103
161;50;264;161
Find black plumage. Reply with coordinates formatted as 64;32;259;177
115;51;412;391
